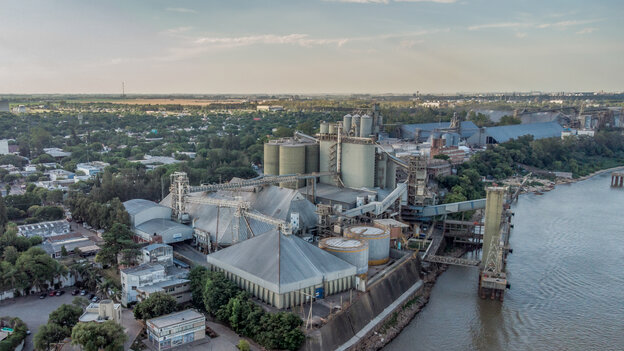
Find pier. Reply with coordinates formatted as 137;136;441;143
611;172;623;187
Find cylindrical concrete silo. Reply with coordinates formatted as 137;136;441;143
279;144;306;188
344;225;390;265
343;114;352;135
320;122;329;134
305;143;319;174
319;237;368;275
340;142;375;188
263;143;280;176
328;123;336;135
386;160;397;190
352;114;361;137
376;153;387;188
360;114;373;137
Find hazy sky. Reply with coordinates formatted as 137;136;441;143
1;0;622;94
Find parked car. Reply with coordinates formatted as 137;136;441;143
49;290;56;297
80;290;87;296
91;296;99;303
56;290;65;296
72;289;80;296
88;294;95;300
39;293;47;299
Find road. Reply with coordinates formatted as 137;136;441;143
0;289;77;351
172;242;209;267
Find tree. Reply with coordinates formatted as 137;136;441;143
133;292;177;320
2;245;19;264
95;223;138;266
14;247;67;292
48;304;83;330
60;245;68;257
34;323;68;351
203;271;239;315
188;266;208;310
71;321;127;351
0;195;7;230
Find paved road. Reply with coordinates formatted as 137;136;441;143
0;289;78;351
122;308;143;350
172;243;209;267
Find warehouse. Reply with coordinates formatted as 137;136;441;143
467;121;564;146
206;230;357;309
123;199;193;244
397;121;479;142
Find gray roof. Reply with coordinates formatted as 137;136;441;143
124;199;168;216
485;121;563;144
121;263;164;275
207;231;356;294
137;278;189;294
399;121;479;141
143;243;171;251
135;219;193;237
148;310;204;329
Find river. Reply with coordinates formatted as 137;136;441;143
385;171;624;351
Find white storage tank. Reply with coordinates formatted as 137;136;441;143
279;144;306;188
340;143;375;188
319;237;368;275
360;114;373;137
263;143;280;176
352;114;361;137
344;225;390;265
320;122;329;134
343;114;352;135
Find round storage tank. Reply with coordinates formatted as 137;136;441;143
319;140;334;184
305;143;319;174
340;143;375;188
320;122;329;134
376;154;387;188
279;144;306;188
360;114;373;137
386;160;397;189
344;225;390;265
263;143;280;176
328;123;336;135
319;237;369;275
343;114;352;135
352;114;361;137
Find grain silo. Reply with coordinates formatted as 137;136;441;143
328;123;337;135
352;114;361;137
341;143;375;188
264;143;280;176
343;114;352;135
360;114;373;137
344;225;390;265
305;143;319;174
319;237;368;275
386;160;397;189
279;144;306;188
376;153;387;188
320;122;329;134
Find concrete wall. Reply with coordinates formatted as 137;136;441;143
303;256;421;351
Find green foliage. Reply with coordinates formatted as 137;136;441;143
133;292;177;320
433;154;450;161
67;195;129;230
193;270;305;351
96;223;139;267
48;304;83;330
237;339;250;351
10;246;67;292
71;320;127;351
60;245;68;257
0;317;27;351
188;266;208;310
498;115;522;126
34;322;67;351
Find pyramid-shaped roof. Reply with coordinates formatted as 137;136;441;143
206;231;356;294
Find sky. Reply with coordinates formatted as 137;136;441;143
0;0;622;94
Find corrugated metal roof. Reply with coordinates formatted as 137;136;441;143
147;310;204;329
123;199;168;215
400;121;479;141
485;121;563;143
206;231;356;294
135;219;193;237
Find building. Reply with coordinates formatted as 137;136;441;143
467;121;564;146
120;263;188;306
76;161;109;177
146;310;206;351
46;169;75;181
78;300;122;323
136;278;191;304
206;230;357;309
124;199;193;244
397;121;479;142
18;220;70;238
44;148;72;159
0;140;9;155
41;235;100;258
426;159;452;181
142;243;174;266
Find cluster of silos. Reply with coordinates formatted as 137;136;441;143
344;225;390;265
319;237;369;275
263;139;319;189
341;114;373;137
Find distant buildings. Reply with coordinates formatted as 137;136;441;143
466;122;564;146
18;220;70;238
146;310;206;350
40;233;100;258
257;105;284;112
0;140;9;155
76;161;109;177
44;147;72;159
0;101;9;112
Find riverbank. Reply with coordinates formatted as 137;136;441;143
350;248;466;351
501;165;624;195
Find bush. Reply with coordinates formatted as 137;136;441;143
237;339;250;351
133;292;177;320
0;317;27;351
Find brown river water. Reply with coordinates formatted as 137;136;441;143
385;171;624;351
